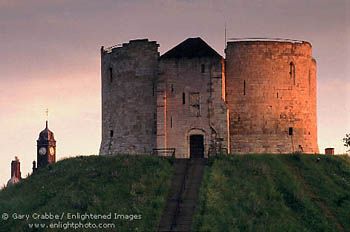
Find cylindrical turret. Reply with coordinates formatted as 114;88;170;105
99;39;159;155
225;39;318;153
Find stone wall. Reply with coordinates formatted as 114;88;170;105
99;38;319;157
99;39;159;155
157;57;228;158
225;41;319;153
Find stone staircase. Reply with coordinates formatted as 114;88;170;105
158;158;206;232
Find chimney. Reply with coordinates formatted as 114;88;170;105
11;156;21;179
325;148;334;155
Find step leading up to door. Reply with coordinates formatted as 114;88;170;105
158;158;206;232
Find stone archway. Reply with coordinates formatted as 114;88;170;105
186;128;207;158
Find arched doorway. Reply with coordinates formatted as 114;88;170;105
190;135;204;158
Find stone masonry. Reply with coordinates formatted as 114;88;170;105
226;41;318;154
99;37;319;157
99;39;159;155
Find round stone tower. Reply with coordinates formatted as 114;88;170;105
225;39;318;153
99;39;159;155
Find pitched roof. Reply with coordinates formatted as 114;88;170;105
38;121;55;141
161;37;221;59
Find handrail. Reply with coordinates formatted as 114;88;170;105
219;148;228;155
152;148;176;158
170;160;189;230
208;147;228;158
227;37;306;43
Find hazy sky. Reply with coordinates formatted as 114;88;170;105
0;0;349;186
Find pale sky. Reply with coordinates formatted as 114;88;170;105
0;0;349;186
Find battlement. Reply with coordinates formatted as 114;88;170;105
226;38;312;58
102;39;159;54
228;37;311;45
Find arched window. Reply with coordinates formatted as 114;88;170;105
289;62;295;85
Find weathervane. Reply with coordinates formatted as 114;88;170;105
45;108;49;121
45;108;49;128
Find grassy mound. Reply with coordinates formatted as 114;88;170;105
2;153;349;231
193;154;350;232
0;155;174;232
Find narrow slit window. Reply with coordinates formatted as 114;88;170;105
289;62;295;85
152;82;155;96
182;92;185;104
109;67;113;83
153;113;157;134
277;92;279;98
201;64;205;73
110;130;114;138
308;70;311;96
289;127;293;136
170;116;173;128
243;80;246;95
171;84;174;93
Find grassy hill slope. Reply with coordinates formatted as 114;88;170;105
1;154;349;232
193;154;350;232
0;155;174;232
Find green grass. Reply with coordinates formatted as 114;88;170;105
193;154;350;232
1;154;349;232
0;155;174;232
277;154;350;230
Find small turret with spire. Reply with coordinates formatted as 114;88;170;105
35;109;56;170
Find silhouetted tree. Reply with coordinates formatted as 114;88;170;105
343;134;350;152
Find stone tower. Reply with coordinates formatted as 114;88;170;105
225;40;318;153
99;39;159;155
157;38;228;158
